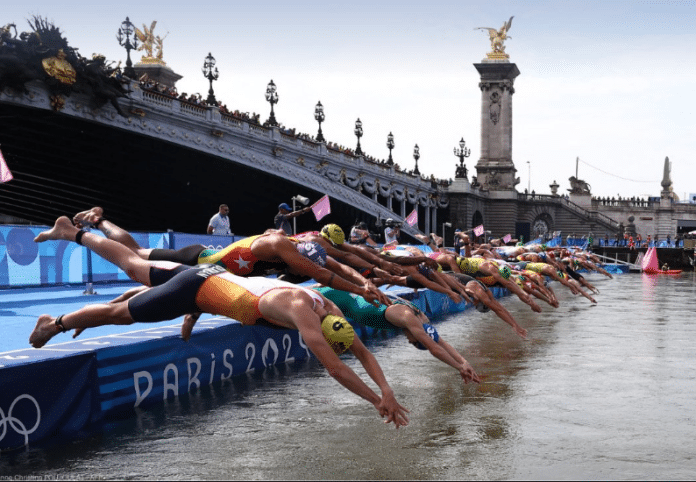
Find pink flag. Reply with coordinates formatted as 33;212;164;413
0;149;12;183
311;195;331;221
473;224;484;237
405;209;418;227
503;233;511;243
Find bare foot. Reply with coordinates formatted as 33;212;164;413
30;315;61;348
34;216;79;243
73;207;104;229
181;313;201;342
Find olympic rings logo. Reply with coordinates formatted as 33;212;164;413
0;394;41;446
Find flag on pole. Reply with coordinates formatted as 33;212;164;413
405;209;418;227
311;194;331;221
0;149;12;183
502;233;511;244
473;224;484;237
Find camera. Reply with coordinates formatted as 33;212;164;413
386;219;401;228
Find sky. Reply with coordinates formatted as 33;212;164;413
4;0;696;200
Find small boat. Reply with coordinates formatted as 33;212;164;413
641;247;682;275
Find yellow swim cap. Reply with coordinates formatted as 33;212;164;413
321;314;354;354
320;224;345;245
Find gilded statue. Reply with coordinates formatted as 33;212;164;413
42;49;77;85
134;21;168;63
475;16;514;57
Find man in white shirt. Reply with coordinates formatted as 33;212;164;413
207;204;231;235
383;219;401;245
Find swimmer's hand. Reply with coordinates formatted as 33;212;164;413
514;324;528;339
181;312;202;341
460;361;481;384
376;391;409;429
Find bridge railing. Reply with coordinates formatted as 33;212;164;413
517;193;620;230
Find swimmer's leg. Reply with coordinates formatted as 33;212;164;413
35;216;152;285
73;207;152;259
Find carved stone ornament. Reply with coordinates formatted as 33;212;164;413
489;91;501;125
49;94;66;111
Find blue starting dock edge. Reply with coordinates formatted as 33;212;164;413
0;281;509;452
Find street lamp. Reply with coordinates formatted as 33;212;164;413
454;137;470;179
314;101;325;142
291;194;310;234
265;79;279;127
413;144;420;175
527;161;531;193
386;132;395;166
202;52;219;106
442;222;452;248
116;17;139;79
354;118;363;155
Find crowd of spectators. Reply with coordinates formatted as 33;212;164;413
137;75;452;185
593;196;651;207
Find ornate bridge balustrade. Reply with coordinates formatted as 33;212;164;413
130;82;450;235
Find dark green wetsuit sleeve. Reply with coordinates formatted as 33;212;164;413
314;286;396;330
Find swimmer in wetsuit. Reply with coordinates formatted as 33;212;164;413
71;207;389;306
30;217;409;428
314;287;480;383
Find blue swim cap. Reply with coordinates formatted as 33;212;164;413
413;323;440;350
296;242;327;266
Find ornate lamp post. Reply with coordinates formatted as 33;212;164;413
386;132;395;166
454;137;471;179
314;101;325;142
413;144;420;175
354;118;363;155
265;79;279;127
116;17;139;79
202;52;219;106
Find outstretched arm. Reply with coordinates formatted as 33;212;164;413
349;336;410;427
260;294;408;428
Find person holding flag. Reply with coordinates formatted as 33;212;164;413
274;201;312;235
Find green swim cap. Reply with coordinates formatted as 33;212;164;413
498;265;512;280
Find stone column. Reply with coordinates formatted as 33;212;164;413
474;62;520;192
424;205;431;234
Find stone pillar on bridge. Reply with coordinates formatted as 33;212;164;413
474;61;521;193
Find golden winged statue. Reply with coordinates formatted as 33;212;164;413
134;21;157;59
475;16;514;58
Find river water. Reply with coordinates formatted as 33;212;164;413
2;272;695;480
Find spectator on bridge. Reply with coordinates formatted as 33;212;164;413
207;204;231;236
647;234;652;247
667;234;672;247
